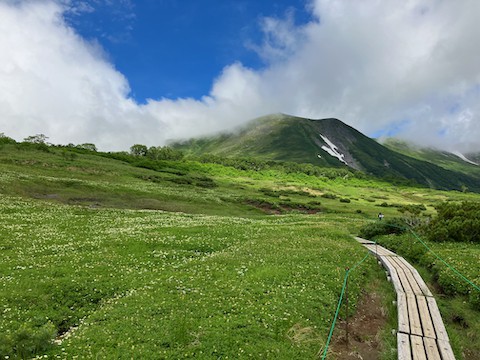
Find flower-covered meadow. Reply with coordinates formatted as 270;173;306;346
0;195;375;358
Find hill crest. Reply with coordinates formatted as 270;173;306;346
172;114;480;192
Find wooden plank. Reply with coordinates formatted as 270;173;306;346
398;293;410;334
395;263;415;294
410;268;433;297
364;244;384;256
377;245;398;256
426;297;450;342
397;257;433;297
417;296;436;339
437;339;456;360
391;257;424;296
357;240;456;360
407;294;423;336
354;236;375;244
379;256;404;294
411;335;427;360
364;243;397;257
423;337;441;360
398;332;412;360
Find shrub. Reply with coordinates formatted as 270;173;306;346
321;193;337;199
424;201;480;243
358;218;407;239
339;198;351;203
0;133;16;144
0;322;57;358
259;188;279;198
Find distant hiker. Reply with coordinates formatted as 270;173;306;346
378;212;384;221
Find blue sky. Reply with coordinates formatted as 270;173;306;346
66;0;313;102
1;0;480;152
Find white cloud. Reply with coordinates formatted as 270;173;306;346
1;0;480;152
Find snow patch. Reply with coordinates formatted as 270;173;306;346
452;151;478;165
319;133;347;165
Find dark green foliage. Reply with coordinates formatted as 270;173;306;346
0;322;57;359
18;141;51;152
358;218;407;239
339;198;351;203
139;173;217;188
130;144;148;156
374;233;480;311
259;188;280;197
194;153;358;180
321;193;337;199
424;201;480;243
243;198;281;212
23;134;48;144
147;146;184;161
0;133;16;145
397;204;427;215
76;143;97;152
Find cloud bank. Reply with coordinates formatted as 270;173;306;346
1;0;480;152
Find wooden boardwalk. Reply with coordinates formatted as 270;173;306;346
355;237;456;360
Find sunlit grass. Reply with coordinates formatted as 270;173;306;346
1;144;480;358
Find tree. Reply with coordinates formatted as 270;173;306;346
130;144;148;156
77;143;97;152
23;134;48;144
146;146;184;161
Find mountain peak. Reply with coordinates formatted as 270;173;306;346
172;114;480;192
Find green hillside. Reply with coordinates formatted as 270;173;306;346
1;138;479;358
172;114;480;193
382;138;480;178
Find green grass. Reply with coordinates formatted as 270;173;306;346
1;143;480;358
0;195;377;358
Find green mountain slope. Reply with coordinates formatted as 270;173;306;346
172;114;480;192
382;138;480;177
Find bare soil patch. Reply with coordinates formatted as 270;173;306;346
329;288;388;360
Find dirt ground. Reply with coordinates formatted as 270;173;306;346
329;289;388;360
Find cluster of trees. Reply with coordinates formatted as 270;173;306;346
1;133;98;153
129;144;184;161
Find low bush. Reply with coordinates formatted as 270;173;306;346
424;201;480;243
0;322;56;359
321;193;337;199
358;218;407;240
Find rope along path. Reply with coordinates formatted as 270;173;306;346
355;237;455;360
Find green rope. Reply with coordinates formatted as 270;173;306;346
382;223;480;293
320;248;372;359
407;228;480;293
350;251;370;272
320;269;349;360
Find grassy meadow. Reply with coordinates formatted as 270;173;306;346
1;143;479;358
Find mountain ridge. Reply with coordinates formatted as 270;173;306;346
172;114;480;192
